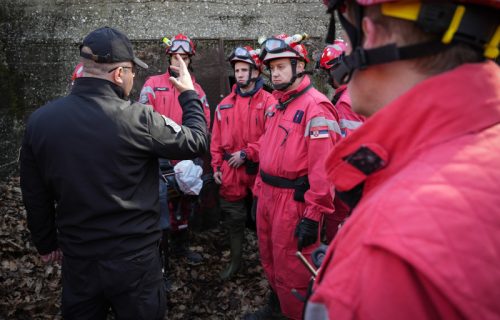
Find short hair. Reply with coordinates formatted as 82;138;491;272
80;46;124;76
359;3;483;75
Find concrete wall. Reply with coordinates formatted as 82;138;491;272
0;0;333;178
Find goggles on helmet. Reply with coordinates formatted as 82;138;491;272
229;47;253;61
169;40;193;54
262;38;302;56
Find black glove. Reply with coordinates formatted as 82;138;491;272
294;218;319;251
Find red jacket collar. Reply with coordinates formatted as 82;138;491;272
327;62;500;194
272;75;311;102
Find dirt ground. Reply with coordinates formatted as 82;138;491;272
0;177;271;320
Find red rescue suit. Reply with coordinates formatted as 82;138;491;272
305;62;500;320
256;76;341;320
139;70;211;128
211;82;276;201
326;84;365;242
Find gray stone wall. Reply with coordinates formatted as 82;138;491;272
0;0;333;178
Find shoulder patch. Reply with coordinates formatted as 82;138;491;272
219;104;233;110
161;115;181;133
309;128;329;139
293;110;304;124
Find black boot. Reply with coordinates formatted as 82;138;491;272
243;290;285;320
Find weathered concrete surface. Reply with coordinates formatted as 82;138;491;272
0;0;334;179
1;0;329;40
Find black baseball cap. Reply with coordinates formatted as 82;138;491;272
80;27;148;69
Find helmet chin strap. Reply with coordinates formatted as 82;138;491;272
236;67;259;89
272;59;300;91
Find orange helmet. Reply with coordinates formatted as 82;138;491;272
165;33;196;56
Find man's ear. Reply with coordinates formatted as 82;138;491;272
112;67;124;84
362;15;392;49
362;16;378;49
252;69;260;78
297;60;306;73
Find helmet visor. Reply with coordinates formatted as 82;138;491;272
169;40;192;54
263;39;288;53
229;47;253;60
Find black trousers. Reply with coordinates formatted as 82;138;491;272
61;245;166;320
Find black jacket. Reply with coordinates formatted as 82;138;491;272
20;77;207;258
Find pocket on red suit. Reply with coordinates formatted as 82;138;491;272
219;162;246;200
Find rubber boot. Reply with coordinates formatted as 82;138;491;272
219;228;244;280
242;290;284;320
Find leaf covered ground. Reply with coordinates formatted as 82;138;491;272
0;177;270;319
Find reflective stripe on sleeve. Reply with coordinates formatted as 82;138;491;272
216;106;221;121
304;116;342;137
139;86;155;104
340;119;363;130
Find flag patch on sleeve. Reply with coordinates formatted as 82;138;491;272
309;126;329;139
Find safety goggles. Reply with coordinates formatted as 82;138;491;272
261;38;302;57
169;40;192;54
229;47;253;61
262;38;290;53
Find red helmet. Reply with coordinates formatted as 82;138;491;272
260;33;310;65
229;46;262;70
319;39;348;70
165;33;196;56
71;63;84;81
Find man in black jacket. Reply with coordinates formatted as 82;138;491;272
19;27;208;320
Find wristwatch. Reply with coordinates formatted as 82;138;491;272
240;150;247;160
